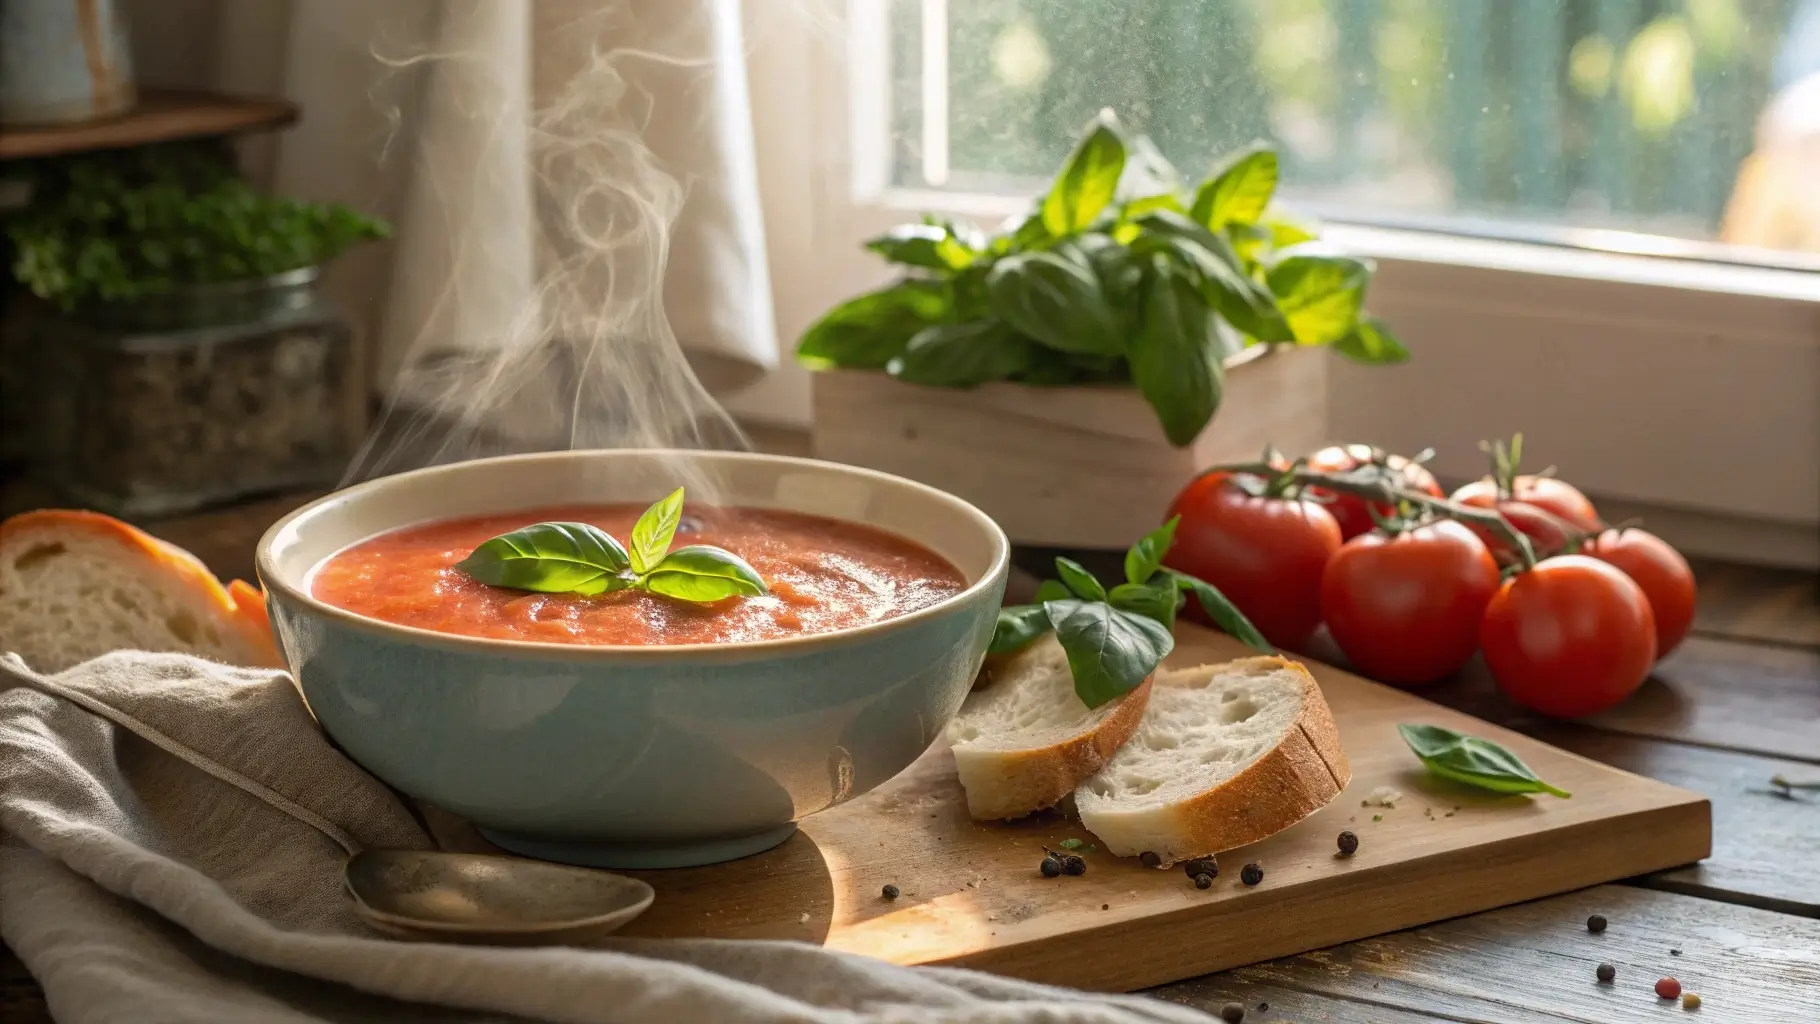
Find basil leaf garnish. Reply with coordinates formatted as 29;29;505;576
1397;724;1572;799
1046;598;1175;709
642;545;767;603
1032;579;1072;604
1107;579;1180;630
1054;557;1108;602
454;522;632;596
1166;569;1273;652
1125;516;1179;585
629;488;684;574
991;604;1054;655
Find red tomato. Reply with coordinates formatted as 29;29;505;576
1581;529;1696;658
1453;475;1601;532
1164;471;1342;649
1320;520;1500;687
1466;500;1574;565
1304;444;1446;540
1479;555;1657;718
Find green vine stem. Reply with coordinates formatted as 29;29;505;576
1203;460;1541;570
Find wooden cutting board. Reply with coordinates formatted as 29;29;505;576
580;625;1711;991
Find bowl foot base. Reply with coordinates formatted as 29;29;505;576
477;823;799;869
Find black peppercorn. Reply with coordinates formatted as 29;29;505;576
1257;1002;1268;1013
1181;856;1218;879
881;884;900;900
1219;1001;1245;1022
1669;948;1682;956
1587;914;1607;933
1061;854;1087;876
1193;873;1213;890
1337;830;1359;856
1596;963;1616;983
1040;855;1062;878
1139;851;1162;869
1240;862;1264;886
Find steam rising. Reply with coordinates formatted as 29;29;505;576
343;3;751;494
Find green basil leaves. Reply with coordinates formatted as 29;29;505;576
457;488;767;605
1397;724;1572;799
989;518;1270;708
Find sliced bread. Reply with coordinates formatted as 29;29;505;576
0;509;283;673
946;634;1154;821
1076;656;1350;863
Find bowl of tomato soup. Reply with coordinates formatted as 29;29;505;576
258;450;1008;868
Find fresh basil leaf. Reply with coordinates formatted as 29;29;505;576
1054;557;1108;601
888;320;1034;387
1267;250;1372;345
1045;599;1175;709
629;488;685;574
1041;117;1127;236
1265;212;1319;248
991;604;1053;654
1124;516;1179;585
456;521;632;596
1122;193;1184;217
796;280;949;370
1012;346;1082;386
1165;569;1272;652
865;223;976;272
1118;132;1183;200
1135;210;1291;342
641;544;767;604
1190;144;1279;230
1334;315;1411;365
1397;724;1572;798
1033;579;1073;604
1131;256;1224;447
985;250;1123;355
1107;579;1181;629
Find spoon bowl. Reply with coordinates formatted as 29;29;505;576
345;849;655;945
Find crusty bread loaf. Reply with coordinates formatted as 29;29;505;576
0;509;282;673
1076;656;1349;864
946;635;1153;821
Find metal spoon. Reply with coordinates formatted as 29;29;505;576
344;849;655;945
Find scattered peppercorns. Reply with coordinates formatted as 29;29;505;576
1681;992;1701;1010
1587;914;1607;933
1182;856;1218;879
1040;855;1062;878
1193;873;1213;890
1656;977;1682;1000
1139;851;1162;868
1219;1001;1245;1023
1240;862;1264;886
1061;854;1087;876
1337;830;1359;857
881;884;900;900
1596;963;1616;983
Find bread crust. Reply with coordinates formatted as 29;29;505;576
1084;656;1351;861
0;509;282;668
953;675;1154;821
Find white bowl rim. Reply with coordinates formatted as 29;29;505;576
256;448;1011;662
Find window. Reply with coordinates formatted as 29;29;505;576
735;1;1820;568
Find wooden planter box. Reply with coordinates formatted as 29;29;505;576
810;345;1329;549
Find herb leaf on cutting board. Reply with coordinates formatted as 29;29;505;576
1398;723;1572;798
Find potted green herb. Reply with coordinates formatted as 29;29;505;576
798;115;1407;548
2;140;388;516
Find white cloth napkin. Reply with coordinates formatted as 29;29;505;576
0;653;1213;1024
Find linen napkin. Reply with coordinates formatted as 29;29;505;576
0;652;1214;1024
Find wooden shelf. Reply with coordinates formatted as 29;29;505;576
0;89;297;162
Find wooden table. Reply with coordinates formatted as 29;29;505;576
5;497;1817;1022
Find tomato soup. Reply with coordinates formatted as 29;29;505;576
311;505;968;646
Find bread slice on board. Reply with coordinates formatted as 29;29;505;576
1076;656;1350;863
0;509;282;673
946;634;1154;821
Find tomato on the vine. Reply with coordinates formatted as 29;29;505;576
1304;444;1445;540
1320;519;1499;687
1479;555;1656;718
1163;471;1341;649
1453;476;1600;534
1581;528;1696;658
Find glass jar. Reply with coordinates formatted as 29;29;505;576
35;268;359;516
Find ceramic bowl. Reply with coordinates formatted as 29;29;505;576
258;450;1008;868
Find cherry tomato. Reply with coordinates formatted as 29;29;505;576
1304;444;1445;540
1581;529;1696;658
1453;475;1601;532
1320;520;1500;687
1480;555;1656;718
1164;471;1342;649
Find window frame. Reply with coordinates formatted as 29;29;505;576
732;1;1820;568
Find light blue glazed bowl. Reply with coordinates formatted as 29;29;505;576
258;450;1008;868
